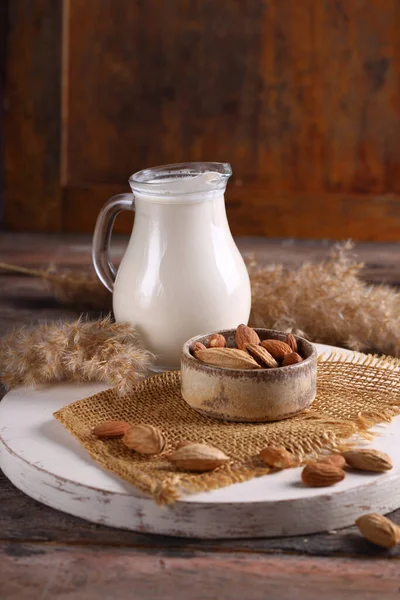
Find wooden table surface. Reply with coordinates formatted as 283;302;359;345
1;233;400;599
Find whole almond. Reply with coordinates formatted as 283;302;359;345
195;348;261;370
168;443;230;472
259;446;296;469
285;333;298;353
301;463;345;487
123;425;165;455
245;344;279;368
317;455;346;469
261;339;292;361
235;324;261;350
92;420;131;438
282;352;303;366
208;333;226;348
356;513;400;548
192;341;207;354
343;449;392;472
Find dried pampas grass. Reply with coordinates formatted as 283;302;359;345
0;315;154;393
248;242;400;357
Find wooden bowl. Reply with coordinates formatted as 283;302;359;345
181;329;318;422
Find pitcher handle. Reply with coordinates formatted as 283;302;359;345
92;193;135;292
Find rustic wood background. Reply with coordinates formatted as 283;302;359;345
4;0;400;239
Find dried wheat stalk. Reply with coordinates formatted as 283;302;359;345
248;242;400;356
0;315;154;393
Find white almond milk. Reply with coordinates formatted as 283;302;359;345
113;172;251;369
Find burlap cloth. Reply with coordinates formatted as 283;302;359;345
54;353;400;504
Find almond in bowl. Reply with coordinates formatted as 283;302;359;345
181;327;318;422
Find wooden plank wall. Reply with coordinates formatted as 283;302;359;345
4;0;400;240
4;0;62;231
0;0;9;226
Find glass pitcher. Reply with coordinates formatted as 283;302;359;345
92;162;251;370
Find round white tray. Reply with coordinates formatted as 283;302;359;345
1;343;400;539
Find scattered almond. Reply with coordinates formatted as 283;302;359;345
259;445;296;469
301;463;345;487
317;454;347;469
92;420;131;438
261;339;292;361
195;348;261;370
356;513;400;548
343;449;393;472
168;443;230;472
282;352;303;366
235;324;261;350
123;425;165;455
192;341;207;354
285;333;298;353
208;333;226;348
245;344;279;368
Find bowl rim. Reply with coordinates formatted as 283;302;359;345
181;328;318;375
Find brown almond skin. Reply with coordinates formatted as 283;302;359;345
261;339;292;361
92;420;131;438
259;446;296;469
285;333;298;353
123;425;165;455
195;348;261;370
301;463;345;487
192;342;207;355
168;443;230;472
245;344;279;368
208;334;227;348
343;449;393;472
317;455;347;469
282;352;303;366
235;324;261;350
356;513;400;548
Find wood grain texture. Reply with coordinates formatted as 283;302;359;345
1;455;400;558
0;0;7;225
63;0;400;190
5;0;400;239
2;542;400;600
61;0;400;239
4;0;62;231
64;184;400;240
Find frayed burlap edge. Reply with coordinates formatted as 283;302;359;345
54;352;400;504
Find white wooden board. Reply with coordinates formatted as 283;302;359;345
1;343;400;539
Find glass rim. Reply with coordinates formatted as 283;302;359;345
129;162;232;195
